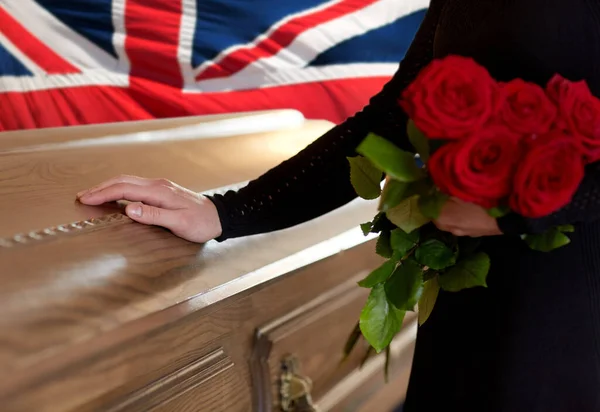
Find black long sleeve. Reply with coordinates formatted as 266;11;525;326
209;1;446;241
210;0;600;241
207;2;600;409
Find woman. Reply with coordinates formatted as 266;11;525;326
78;1;600;410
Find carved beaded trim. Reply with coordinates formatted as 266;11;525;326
0;213;130;249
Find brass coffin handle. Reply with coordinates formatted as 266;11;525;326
279;356;318;412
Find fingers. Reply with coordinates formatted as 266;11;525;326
433;197;501;237
434;198;466;236
433;220;465;236
125;202;180;230
449;196;467;205
78;182;178;208
77;175;158;199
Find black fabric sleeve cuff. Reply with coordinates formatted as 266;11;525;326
204;194;230;243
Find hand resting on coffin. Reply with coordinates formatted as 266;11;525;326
77;175;222;243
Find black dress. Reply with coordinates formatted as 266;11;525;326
209;1;600;410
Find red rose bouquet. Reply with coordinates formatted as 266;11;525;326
344;55;597;375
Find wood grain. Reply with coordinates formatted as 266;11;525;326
0;118;417;412
102;348;235;412
0;197;377;377
0;119;332;237
251;277;365;410
0;239;384;411
0;110;301;151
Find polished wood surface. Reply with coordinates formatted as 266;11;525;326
0;110;303;152
0;112;322;237
0;113;416;411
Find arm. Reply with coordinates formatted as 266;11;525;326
209;0;446;241
498;162;600;234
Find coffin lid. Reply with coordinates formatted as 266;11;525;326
0;111;377;394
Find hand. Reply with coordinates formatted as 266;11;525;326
77;175;222;243
433;197;502;237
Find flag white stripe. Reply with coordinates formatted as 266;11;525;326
0;62;396;93
0;31;44;75
179;0;198;86
111;0;130;74
184;62;399;93
192;0;428;78
231;0;428;75
0;71;129;93
2;0;120;71
193;0;345;77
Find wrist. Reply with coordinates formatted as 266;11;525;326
203;195;226;241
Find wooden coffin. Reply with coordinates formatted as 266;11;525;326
0;111;417;412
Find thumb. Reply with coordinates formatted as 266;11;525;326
449;197;467;205
125;202;178;229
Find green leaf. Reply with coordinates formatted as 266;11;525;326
371;212;390;233
357;133;425;182
376;230;393;258
341;322;361;362
386;196;430;234
407;119;430;162
557;224;575;233
348;156;382;200
438;252;490;292
487;205;510;218
404;179;430;198
358;259;397;288
418;277;440;326
379;179;409;212
391;250;405;262
360;221;373;236
390;228;419;256
524;228;571;252
361;213;391;236
418;190;449;220
384;258;424;311
359;284;406;353
415;239;456;270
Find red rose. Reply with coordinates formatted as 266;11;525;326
428;125;523;208
510;130;584;218
500;79;556;135
400;56;502;140
546;74;600;162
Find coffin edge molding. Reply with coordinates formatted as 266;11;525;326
0;181;253;250
102;348;234;412
0;109;306;154
0;213;131;249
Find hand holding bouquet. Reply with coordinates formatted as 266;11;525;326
345;55;600;373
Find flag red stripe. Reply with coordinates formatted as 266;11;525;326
0;86;152;130
0;7;79;74
0;76;390;131
195;0;380;81
124;0;184;88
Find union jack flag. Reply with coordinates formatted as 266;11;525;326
0;0;427;131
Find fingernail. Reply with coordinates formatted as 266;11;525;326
129;205;142;217
77;190;87;198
